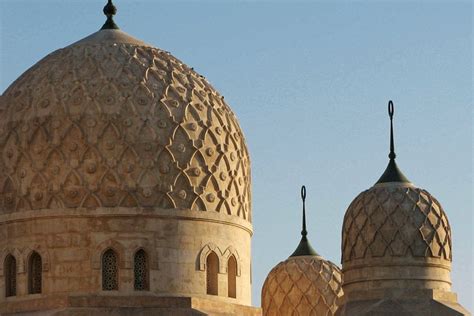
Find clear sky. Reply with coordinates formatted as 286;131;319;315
1;0;472;310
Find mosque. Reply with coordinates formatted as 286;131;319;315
0;1;470;315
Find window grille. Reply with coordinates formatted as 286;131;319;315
102;249;118;291
28;252;42;294
206;251;219;295
134;249;149;291
227;255;237;298
4;255;16;297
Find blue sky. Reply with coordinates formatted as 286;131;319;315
1;0;472;310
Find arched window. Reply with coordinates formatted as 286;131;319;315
227;255;237;298
28;251;42;294
4;255;16;297
206;251;219;295
102;249;118;291
134;249;149;291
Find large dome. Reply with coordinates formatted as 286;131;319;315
0;29;251;221
0;7;255;312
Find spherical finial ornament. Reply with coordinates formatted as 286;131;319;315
101;0;119;30
104;0;117;16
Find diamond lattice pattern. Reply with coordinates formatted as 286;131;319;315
342;186;452;262
262;257;343;316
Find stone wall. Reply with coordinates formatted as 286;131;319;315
0;207;253;314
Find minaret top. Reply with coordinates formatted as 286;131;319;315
101;0;119;30
376;100;410;184
289;186;319;257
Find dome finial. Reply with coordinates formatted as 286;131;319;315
376;100;410;184
290;185;318;257
301;185;307;237
101;0;119;30
388;100;396;160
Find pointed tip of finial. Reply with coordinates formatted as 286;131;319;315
376;100;410;184
101;0;119;30
289;185;319;257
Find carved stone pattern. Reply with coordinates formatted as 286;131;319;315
261;257;343;316
341;186;452;263
0;42;251;222
134;249;149;291
102;249;118;291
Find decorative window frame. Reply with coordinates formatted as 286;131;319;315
0;248;23;276
26;250;43;295
129;243;159;271
223;246;241;276
23;246;50;273
91;240;126;270
198;243;241;276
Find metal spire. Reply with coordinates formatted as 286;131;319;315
101;0;119;30
376;100;410;184
388;100;396;160
301;186;307;237
290;185;318;257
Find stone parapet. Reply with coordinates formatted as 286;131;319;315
336;288;470;316
0;295;262;315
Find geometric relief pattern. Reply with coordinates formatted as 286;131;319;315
134;249;149;291
262;257;343;316
341;185;452;263
102;249;118;291
0;40;251;222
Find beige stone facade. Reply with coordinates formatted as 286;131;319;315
0;26;257;315
1;3;471;316
337;182;470;315
0;208;254;314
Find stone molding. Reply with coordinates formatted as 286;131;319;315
198;243;241;275
0;248;23;275
92;239;127;269
0;207;254;235
0;246;50;275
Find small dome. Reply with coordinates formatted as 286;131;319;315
261;186;343;316
338;102;457;314
341;182;452;262
0;27;251;220
341;102;451;263
262;256;343;316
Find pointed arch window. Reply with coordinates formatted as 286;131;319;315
227;255;237;298
134;249;149;291
28;251;42;294
102;249;118;291
206;251;219;295
4;255;16;297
